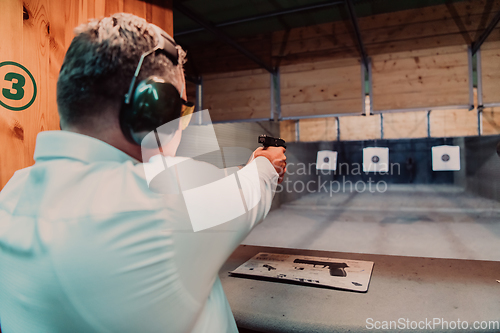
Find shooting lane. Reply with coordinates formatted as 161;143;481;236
176;1;500;332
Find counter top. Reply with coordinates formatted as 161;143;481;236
219;245;500;333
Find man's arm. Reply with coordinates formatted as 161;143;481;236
168;153;282;304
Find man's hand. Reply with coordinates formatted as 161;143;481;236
252;146;287;183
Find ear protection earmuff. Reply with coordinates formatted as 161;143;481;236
120;25;191;145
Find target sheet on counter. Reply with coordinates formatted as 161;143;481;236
230;252;374;292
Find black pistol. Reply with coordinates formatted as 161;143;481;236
258;135;286;149
293;259;348;277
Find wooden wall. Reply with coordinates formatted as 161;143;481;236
280;115;380;142
272;0;500;67
482;107;500;135
280;58;362;118
383;111;428;139
298;117;337;142
429;108;478;137
279;120;296;143
480;40;500;106
186;1;500;75
203;69;271;122
371;46;470;111
187;0;500;125
339;114;380;141
187;32;272;76
0;0;173;189
280;108;492;142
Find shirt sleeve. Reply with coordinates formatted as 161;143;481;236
168;156;278;307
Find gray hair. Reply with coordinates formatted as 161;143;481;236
57;13;186;127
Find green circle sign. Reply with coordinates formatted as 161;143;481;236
0;61;37;111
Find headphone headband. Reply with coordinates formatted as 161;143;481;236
120;26;185;146
151;25;179;66
124;25;179;105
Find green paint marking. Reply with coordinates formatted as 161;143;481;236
0;61;37;111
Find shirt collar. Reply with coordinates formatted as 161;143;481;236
34;131;138;164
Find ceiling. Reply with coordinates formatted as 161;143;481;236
173;0;466;47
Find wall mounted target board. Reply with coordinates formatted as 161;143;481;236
363;147;389;173
432;145;460;171
316;150;338;171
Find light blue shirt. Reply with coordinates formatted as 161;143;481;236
0;130;278;333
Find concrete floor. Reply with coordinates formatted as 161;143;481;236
242;185;500;261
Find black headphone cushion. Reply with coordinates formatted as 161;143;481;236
121;76;182;144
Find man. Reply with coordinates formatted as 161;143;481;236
0;13;285;333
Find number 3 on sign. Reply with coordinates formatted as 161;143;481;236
3;72;25;100
0;61;37;111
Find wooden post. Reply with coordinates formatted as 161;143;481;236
0;0;173;189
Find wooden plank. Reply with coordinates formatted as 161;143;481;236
94;0;106;18
274;28;499;62
0;0;25;189
47;0;78;145
0;0;174;190
281;83;361;105
272;30;355;58
480;39;500;51
383;111;428;139
369;44;468;62
280;60;362;118
204;89;270;121
185;0;500;75
367;29;499;57
279;58;360;73
372;48;469;111
203;70;271;121
0;0;61;190
279;120;296;143
185;32;273;74
272;0;500;44
77;0;88;24
430;108;478;137
373;12;490;46
274;31;499;68
123;0;146;18
204;73;270;94
482;106;500;136
281;100;363;118
104;0;124;16
362;14;487;45
339;114;381;141
282;100;362;118
203;68;268;80
22;0;54;161
298;117;337;142
281;69;360;96
148;0;173;37
481;41;500;105
271;1;500;67
281;64;361;89
207;106;270;122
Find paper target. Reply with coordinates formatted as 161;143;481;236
316;150;338;171
432;145;460;171
363;147;389;172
